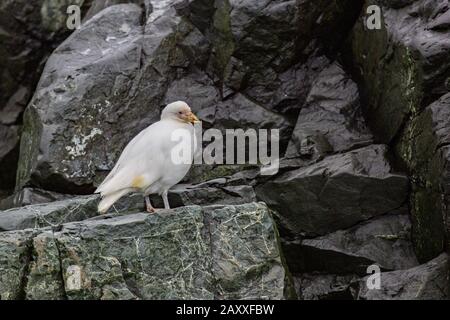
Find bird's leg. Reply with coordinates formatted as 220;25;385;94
145;196;155;214
162;191;170;210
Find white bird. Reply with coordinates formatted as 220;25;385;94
95;101;199;214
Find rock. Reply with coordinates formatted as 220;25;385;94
15;0;301;193
349;1;450;262
0;0;85;112
151;182;257;208
241;54;330;118
164;74;293;146
354;253;449;300
256;144;409;236
350;0;450;143
0;188;74;211
0;124;20;193
230;0;362;73
184;164;260;185
0;176;256;230
229;0;299;70
294;273;358;300
286;62;373;160
164;72;220;126
232;0;363;116
350;0;450;263
16;4;148;194
0;229;35;300
0;0;97;194
82;0;145;21
294;0;365;55
0;201;294;300
0;191;155;232
0;195;100;232
283;212;418;274
204;93;293;150
214;94;291;131
396;93;450;261
25;231;66;299
178;0;364;118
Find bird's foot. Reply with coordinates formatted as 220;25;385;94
145;196;157;214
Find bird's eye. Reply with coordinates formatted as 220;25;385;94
178;111;182;114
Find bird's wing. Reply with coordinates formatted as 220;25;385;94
96;125;153;192
95;121;173;195
96;162;151;196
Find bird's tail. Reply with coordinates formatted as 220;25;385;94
98;189;131;214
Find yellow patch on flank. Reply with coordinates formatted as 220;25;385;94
131;175;145;188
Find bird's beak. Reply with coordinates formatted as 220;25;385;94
187;111;200;124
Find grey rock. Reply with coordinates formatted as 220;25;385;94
82;0;146;21
0;191;154;232
183;164;260;185
284;212;418;274
256;145;409;236
294;273;358;300
286;62;373;160
350;0;450;143
355;253;449;300
0;0;99;194
230;0;361;71
229;0;297;69
16;4;148;193
203;93;293;149
151;183;257;208
17;1;212;193
232;0;363;115
243;54;331;117
0;195;100;232
395;93;450;261
0;188;75;211
164;72;220;126
15;0;302;193
352;0;450;263
174;0;216;33
0;0;85;111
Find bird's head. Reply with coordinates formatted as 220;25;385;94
161;101;200;125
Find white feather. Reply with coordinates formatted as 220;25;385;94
95;101;197;213
98;189;132;214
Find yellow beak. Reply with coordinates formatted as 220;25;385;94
187;112;200;124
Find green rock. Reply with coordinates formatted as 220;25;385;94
0;230;34;300
0;201;294;300
26;231;66;300
207;204;291;299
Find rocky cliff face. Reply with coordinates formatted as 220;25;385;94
0;199;294;299
0;0;449;299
